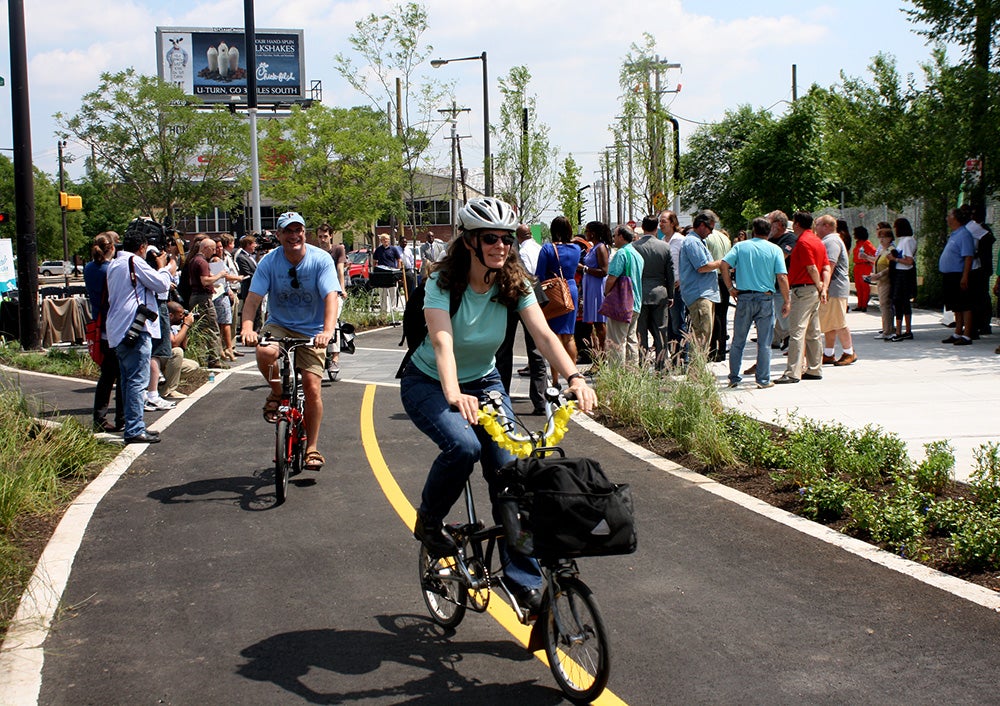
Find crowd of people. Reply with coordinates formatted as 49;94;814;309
82;197;997;448
82;213;347;448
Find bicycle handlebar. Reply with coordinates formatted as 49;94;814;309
258;333;321;349
476;387;576;458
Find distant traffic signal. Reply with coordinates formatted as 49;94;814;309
0;212;8;223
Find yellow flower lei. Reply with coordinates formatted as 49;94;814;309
477;402;576;458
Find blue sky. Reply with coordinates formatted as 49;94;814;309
0;0;949;219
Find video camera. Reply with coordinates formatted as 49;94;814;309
124;217;167;250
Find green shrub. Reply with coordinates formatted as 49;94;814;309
926;496;973;535
801;473;854;522
970;442;1000;507
949;510;1000;571
722;411;786;469
843;425;911;487
912;440;955;495
847;482;929;555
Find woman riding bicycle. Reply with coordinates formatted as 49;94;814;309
400;197;597;616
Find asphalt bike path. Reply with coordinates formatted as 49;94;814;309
3;327;1000;704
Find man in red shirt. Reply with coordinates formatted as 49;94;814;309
775;212;831;384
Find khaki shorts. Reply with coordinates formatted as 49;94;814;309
261;323;326;378
818;297;847;332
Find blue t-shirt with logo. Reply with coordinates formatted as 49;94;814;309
250;243;341;334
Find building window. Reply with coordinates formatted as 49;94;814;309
377;199;452;227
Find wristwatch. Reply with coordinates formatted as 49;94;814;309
567;372;585;385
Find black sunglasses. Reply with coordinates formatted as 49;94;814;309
479;232;515;246
288;266;300;289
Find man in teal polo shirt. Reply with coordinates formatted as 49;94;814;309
720;217;789;388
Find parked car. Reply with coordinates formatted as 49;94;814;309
347;249;370;287
38;260;72;277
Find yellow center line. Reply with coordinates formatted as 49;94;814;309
359;384;627;706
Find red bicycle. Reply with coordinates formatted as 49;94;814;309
260;335;315;504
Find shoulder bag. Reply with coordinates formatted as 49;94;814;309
598;274;634;322
539;244;574;320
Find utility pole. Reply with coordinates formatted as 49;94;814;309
57;140;70;291
625;56;680;214
439;103;470;241
9;0;39;349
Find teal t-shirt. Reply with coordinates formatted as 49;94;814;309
722;237;787;293
411;273;536;383
607;244;644;313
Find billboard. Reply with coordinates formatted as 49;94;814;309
156;27;307;104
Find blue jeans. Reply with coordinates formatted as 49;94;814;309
115;332;152;438
400;366;542;593
728;291;775;385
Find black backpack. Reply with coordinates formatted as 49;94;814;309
395;280;462;378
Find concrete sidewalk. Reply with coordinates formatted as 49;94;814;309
717;302;1000;483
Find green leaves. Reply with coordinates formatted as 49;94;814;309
56;68;249;220
259;105;404;240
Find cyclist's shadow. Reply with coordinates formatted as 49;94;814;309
147;467;298;511
236;614;565;704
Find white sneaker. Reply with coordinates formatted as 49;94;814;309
874;332;885;339
145;395;176;411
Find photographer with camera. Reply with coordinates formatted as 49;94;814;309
106;222;172;444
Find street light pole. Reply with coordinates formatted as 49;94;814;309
431;52;491;196
57;140;70;291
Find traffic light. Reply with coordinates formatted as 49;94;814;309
59;192;83;211
0;212;8;224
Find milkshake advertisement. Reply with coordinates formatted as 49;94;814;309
156;27;306;104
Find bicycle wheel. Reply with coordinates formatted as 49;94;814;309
542;576;610;703
418;544;466;628
274;419;291;504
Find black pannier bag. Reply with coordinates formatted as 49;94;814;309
496;456;637;559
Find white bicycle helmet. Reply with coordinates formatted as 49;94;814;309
458;197;518;232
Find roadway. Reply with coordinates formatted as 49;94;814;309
1;324;1000;704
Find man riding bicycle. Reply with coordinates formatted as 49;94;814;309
241;211;341;471
400;196;597;616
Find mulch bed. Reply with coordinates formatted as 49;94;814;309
596;413;1000;594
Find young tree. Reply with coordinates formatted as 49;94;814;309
615;34;679;215
334;2;449;237
557;154;585;234
259;104;404;242
56;69;249;221
491;66;557;222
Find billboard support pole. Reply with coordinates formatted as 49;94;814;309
243;0;262;236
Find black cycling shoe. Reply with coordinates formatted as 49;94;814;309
414;512;457;558
516;587;544;617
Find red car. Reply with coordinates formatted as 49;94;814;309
347;249;370;287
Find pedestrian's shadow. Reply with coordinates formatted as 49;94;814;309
147;467;299;511
236;613;561;704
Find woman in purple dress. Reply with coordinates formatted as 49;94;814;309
535;216;582;385
577;221;611;358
